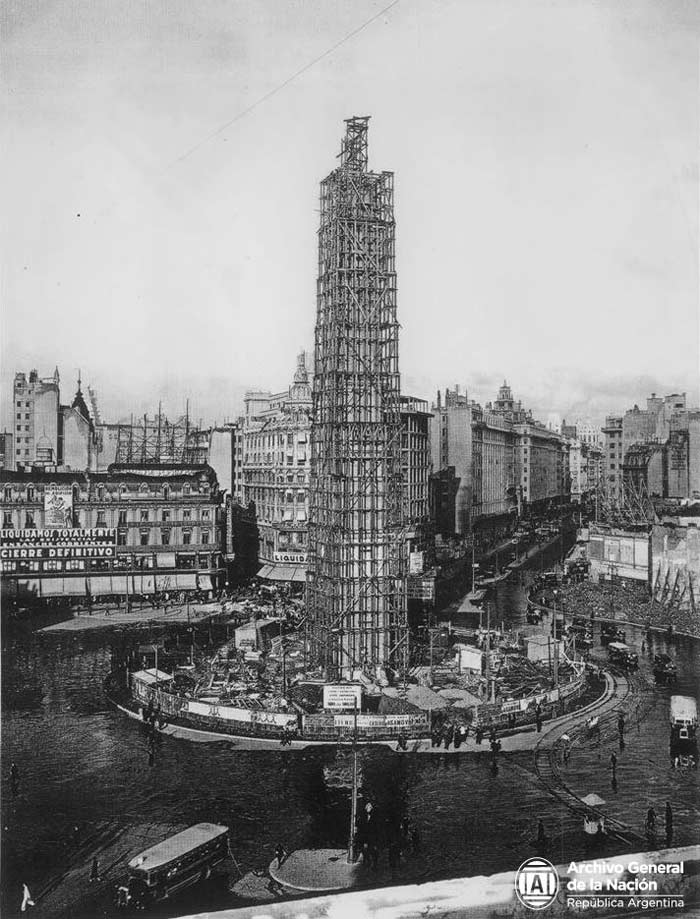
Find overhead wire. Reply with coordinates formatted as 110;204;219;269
170;0;402;168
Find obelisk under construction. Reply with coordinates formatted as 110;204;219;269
307;117;408;682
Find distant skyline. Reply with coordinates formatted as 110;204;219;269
3;0;698;429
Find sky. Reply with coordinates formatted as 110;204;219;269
2;0;699;428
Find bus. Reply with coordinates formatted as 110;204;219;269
670;695;698;768
126;823;229;907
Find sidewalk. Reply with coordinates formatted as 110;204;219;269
39;602;224;632
115;670;624;754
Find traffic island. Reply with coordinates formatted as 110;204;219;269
268;849;361;893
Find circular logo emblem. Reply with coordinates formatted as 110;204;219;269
515;857;559;910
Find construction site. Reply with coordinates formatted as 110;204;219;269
306;117;408;683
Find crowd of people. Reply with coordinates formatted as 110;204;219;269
559;581;699;639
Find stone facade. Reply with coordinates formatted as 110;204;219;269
242;353;312;584
1;465;224;601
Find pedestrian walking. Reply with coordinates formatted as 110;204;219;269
274;843;287;869
610;751;617;777
90;857;100;883
665;802;673;847
537;819;546;847
443;724;454;750
645;807;656;838
410;827;421;854
21;883;35;912
617;713;625;738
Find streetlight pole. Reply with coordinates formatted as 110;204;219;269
347;700;358;864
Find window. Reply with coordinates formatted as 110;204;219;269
97;485;105;500
202;509;210;520
96;511;106;526
162;511;170;522
3;512;12;528
183;531;192;545
118;510;127;525
140;530;150;546
161;530;171;546
25;512;35;528
44;560;62;572
3;487;11;501
201;530;209;544
117;530;127;546
27;487;35;502
163;485;170;500
183;509;191;521
140;510;149;522
16;414;20;420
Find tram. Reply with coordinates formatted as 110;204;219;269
124;823;229;908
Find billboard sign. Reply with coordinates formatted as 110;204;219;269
409;551;424;575
273;552;307;564
0;528;117;561
44;484;73;527
322;683;362;711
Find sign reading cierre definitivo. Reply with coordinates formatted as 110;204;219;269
0;528;117;560
323;683;362;711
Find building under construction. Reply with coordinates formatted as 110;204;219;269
306;117;408;681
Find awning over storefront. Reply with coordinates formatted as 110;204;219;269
63;576;88;597
175;573;198;590
16;579;42;599
257;564;306;584
40;578;65;597
134;574;155;595
197;574;213;592
157;553;177;569
155;573;177;592
88;576;113;596
111;576;128;596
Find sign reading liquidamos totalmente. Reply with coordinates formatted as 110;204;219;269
0;528;117;560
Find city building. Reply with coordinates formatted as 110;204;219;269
12;368;61;467
307;117;408;680
241;353;312;585
11;368;100;472
430;381;566;539
430;387;472;537
1;464;224;603
0;432;14;472
471;403;517;529
208;424;243;500
602;415;624;503
486;382;567;515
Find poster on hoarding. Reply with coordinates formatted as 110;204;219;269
43;485;73;526
322;683;362;711
409;550;424;575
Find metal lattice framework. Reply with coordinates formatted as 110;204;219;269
306;117;408;681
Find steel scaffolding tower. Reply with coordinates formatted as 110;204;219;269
307;117;408;681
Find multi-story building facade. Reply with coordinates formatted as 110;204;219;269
602;415;624;503
12;369;61;466
11;368;97;472
1;465;224;603
400;396;432;530
430;387;472;537
430;381;564;538
0;432;14;472
471;405;517;525
242;353;312;585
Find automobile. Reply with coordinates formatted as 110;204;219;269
607;642;638;670
653;653;677;686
